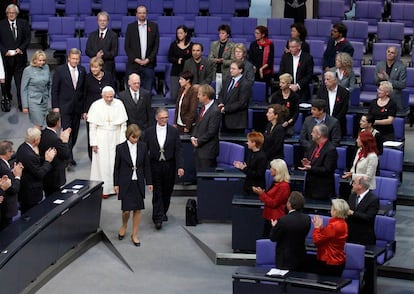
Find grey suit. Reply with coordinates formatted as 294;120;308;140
374;60;407;111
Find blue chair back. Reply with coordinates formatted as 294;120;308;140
255;239;276;268
341;243;365;294
217;141;245;168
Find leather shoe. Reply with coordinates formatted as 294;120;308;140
70;160;77;166
155;222;162;230
118;233;125;240
131;235;140;247
162;215;168;222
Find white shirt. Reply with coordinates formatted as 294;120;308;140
156;124;167;149
357;189;370;205
292;51;301;84
127;140;138;180
328;85;338;116
9;21;16;38
203;98;215;114
1;158;10;169
67;64;79;81
130;90;139;102
99;28;108;39
138;20;147;59
177;93;185;126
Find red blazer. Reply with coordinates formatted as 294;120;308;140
313;217;348;265
259;181;290;221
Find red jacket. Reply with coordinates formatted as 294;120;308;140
313;217;348;265
259;181;290;221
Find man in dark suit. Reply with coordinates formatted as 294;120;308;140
270;191;311;270
323;22;354;71
279;38;314;102
0;140;23;230
142;108;184;230
119;73;152;130
183;43;214;85
16;128;57;214
191;84;221;170
346;174;379;245
124;5;159;91
217;60;252;134
300;124;338;200
374;45;407;112
300;99;341;154
0;4;31;110
317;70;349;136
38;112;71;197
85;11;118;78
52;48;86;167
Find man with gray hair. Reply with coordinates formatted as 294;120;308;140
16;128;57;213
299;124;338;200
346;174;379;245
87;86;128;198
374;45;407;112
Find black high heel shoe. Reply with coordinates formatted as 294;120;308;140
131;235;141;247
118;233;125;240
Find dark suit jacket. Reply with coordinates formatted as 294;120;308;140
174;86;199;131
263;123;285;162
0;18;31;65
191;101;221;160
124;20;160;70
300;115;341;153
304;140;338;200
16;143;52;206
119;88;153;130
38;128;71;195
270;210;311;270
218;75;252;130
279;51;314;101
142;124;184;169
51;63;86;115
323;38;354;69
85;29;118;73
182;57;214;85
0;159;20;219
317;84;349;136
113;141;152;199
347;191;379;245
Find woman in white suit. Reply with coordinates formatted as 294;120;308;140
342;131;379;189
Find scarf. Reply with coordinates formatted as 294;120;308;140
258;38;273;75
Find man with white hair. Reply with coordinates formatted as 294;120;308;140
87;86;128;198
16;127;57;213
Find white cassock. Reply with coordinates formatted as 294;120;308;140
87;98;128;194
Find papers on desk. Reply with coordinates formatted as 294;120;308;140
383;141;403;148
299;103;312;109
53;199;65;204
266;268;289;277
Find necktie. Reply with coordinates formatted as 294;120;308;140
11;22;16;40
100;32;104;40
199;106;205;121
227;78;235;93
133;92;138;103
70;67;77;89
355;195;360;207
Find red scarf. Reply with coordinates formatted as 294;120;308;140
257;38;273;75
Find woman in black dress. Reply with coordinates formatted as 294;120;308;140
83;57;115;159
168;25;192;102
114;124;153;247
284;22;310;54
368;81;397;141
270;73;299;137
263;104;289;162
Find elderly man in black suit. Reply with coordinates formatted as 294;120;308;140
299;124;338;200
85;11;118;78
217;59;252;134
119;73;152;130
279;37;314;102
191;84;221;170
16;128;57;214
52;48;86;168
38;112;71;197
142;108;184;230
0;4;31;110
317;70;349;136
0;140;23;229
300;99;341;155
270;191;311;270
124;5;160;91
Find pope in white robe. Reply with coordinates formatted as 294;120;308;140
87;86;128;196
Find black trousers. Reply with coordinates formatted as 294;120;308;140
151;160;176;223
61;112;81;162
4;55;25;107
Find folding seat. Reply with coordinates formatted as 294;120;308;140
390;2;414;37
66;37;90;70
256;239;276;268
208;0;236;22
130;0;164;19
393;117;405;142
379;148;403;180
101;0;128;30
194;16;223;39
217;141;245;168
83;16;99;37
345;114;355;138
341;243;366;294
30;0;56;31
284;144;294;170
120;16;137;38
318;0;345;23
371;42;401;65
251;81;266;103
308;39;326;76
359;65;378;104
350;41;364;77
304;19;332;42
335;146;347;175
372;176;399;216
191;37;212;58
19;0;30;12
354;1;383;35
293;112;303;139
154;36;174;89
405;67;414;115
235;0;250;14
167;108;175;125
173;0;199;29
48;17;76;51
271;38;288;75
115;37;127;74
230;17;257;42
374;215;396;264
342;20;369;51
267;18;293;41
376;22;405;46
91;0;102;11
65;0;92;31
157;16;185;39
